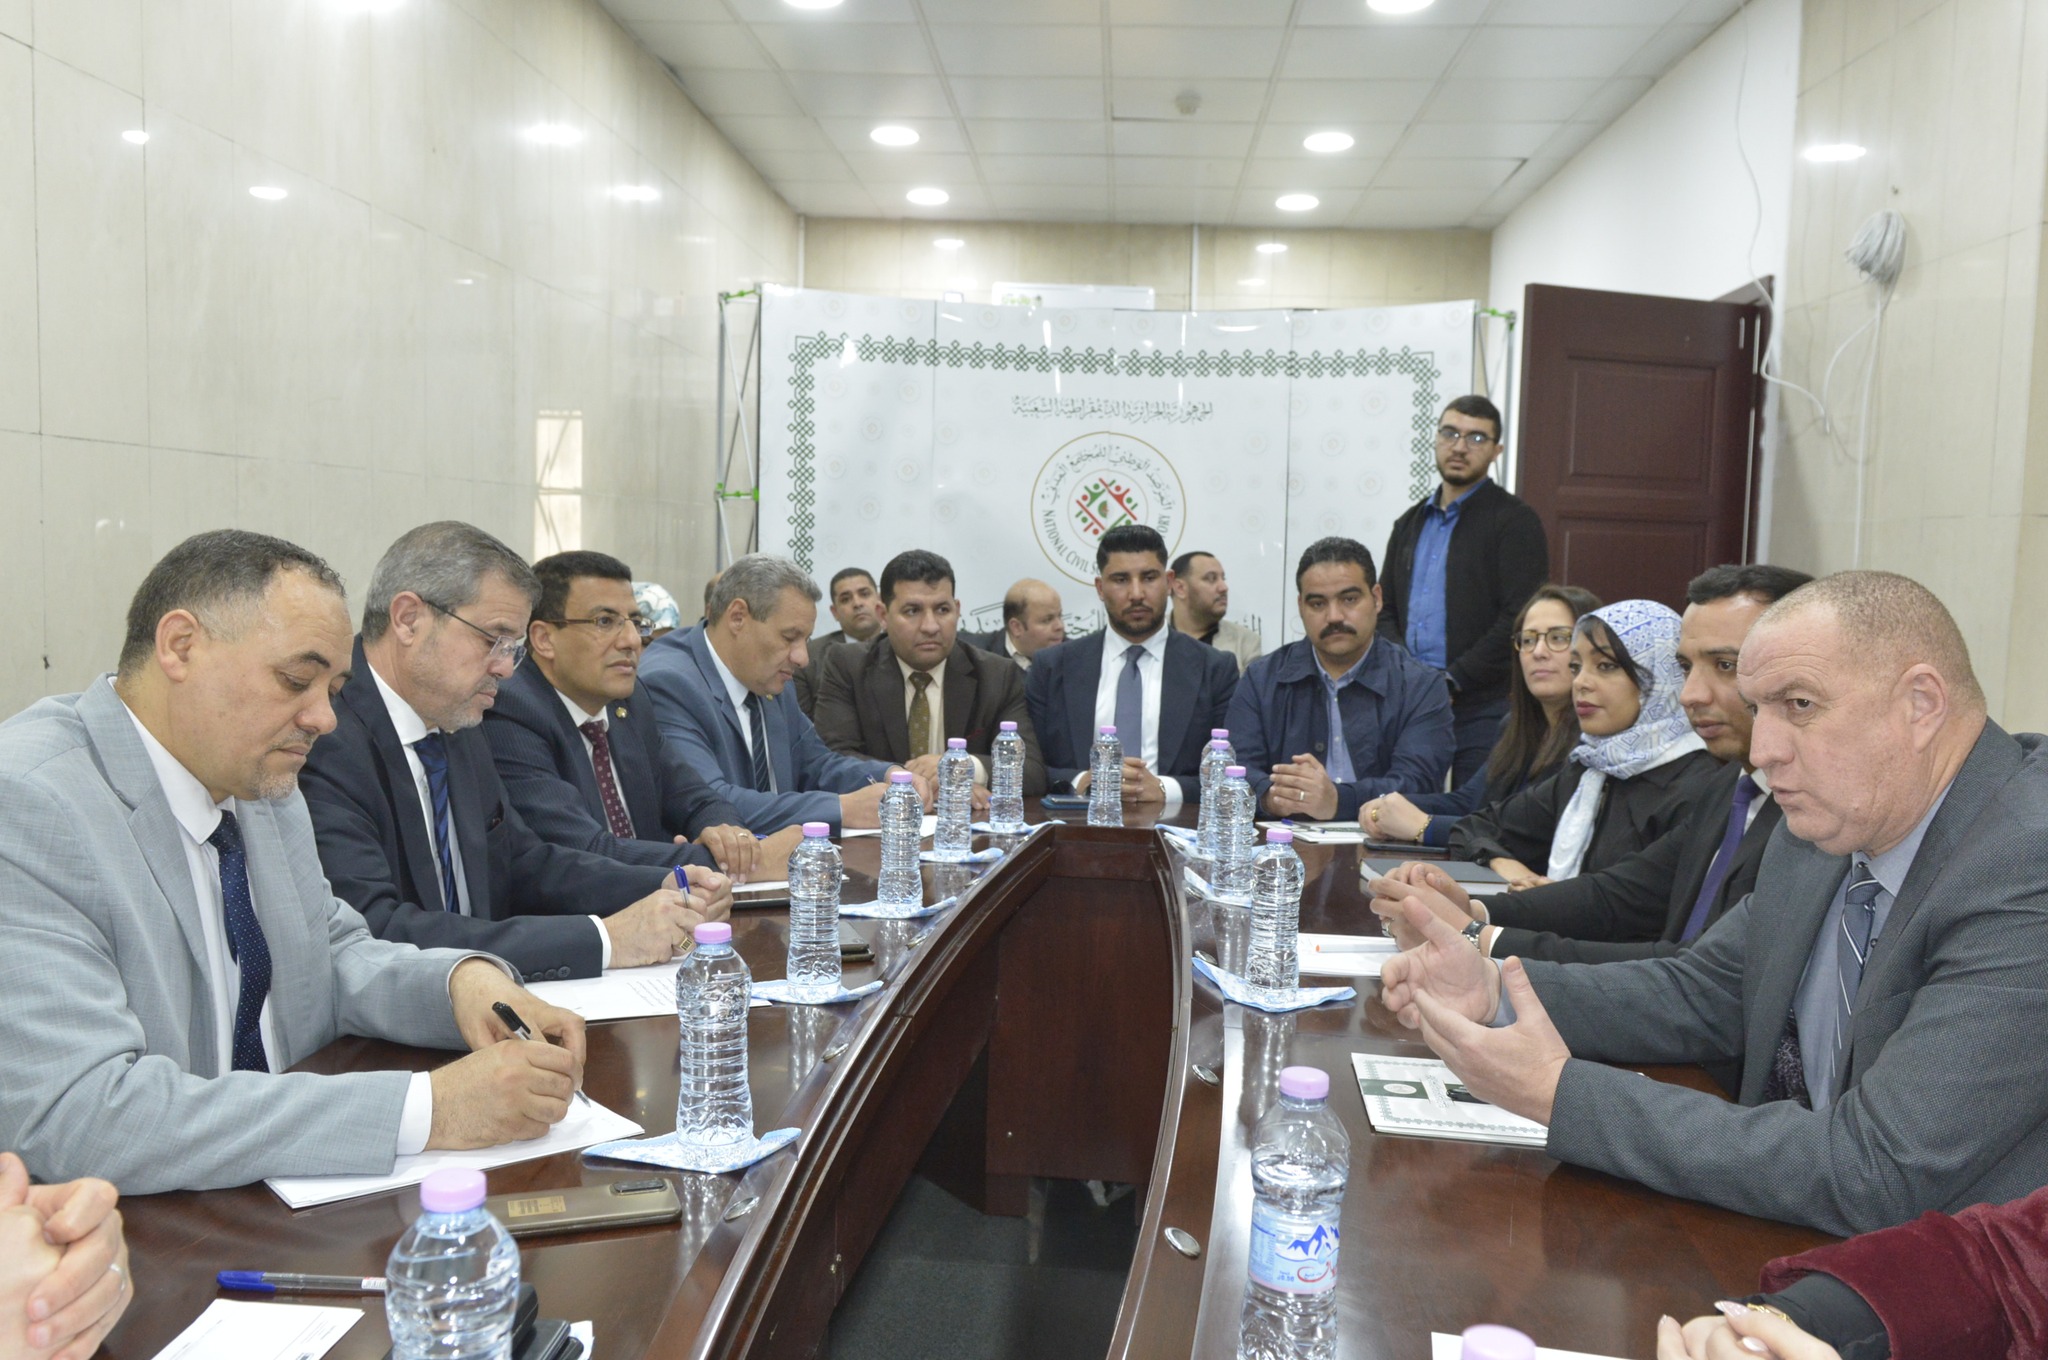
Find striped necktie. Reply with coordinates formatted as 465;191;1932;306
744;693;773;793
411;733;461;912
1831;860;1883;1095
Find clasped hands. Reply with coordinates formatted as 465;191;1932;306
1076;756;1170;807
1262;754;1339;821
0;1153;127;1360
1372;866;1570;1128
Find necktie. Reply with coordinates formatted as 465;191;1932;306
744;693;773;793
907;671;935;760
1114;644;1145;757
580;719;636;839
1831;861;1883;1095
207;810;272;1073
1679;775;1761;943
1323;677;1357;785
411;733;461;913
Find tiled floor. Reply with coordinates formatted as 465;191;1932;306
825;1176;1140;1360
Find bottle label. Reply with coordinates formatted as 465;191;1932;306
1247;1202;1339;1295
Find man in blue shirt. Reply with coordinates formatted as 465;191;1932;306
1377;395;1550;788
1226;537;1454;820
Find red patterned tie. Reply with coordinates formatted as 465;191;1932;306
580;719;636;839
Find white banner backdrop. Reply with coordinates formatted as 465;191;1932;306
757;288;1474;647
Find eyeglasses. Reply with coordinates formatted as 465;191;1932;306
1513;626;1576;653
543;610;653;641
1436;426;1497;449
423;598;528;666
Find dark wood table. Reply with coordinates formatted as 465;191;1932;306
107;807;1831;1360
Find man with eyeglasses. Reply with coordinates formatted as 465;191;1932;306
1377;394;1550;789
301;523;731;984
484;552;803;886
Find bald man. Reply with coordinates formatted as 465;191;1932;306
964;580;1065;671
1379;570;2048;1236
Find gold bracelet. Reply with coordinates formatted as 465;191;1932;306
1745;1303;1794;1326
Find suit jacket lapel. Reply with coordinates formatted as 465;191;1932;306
941;647;975;742
526;664;606;810
871;645;912;758
238;800;310;1066
1156;633;1197;773
1744;841;1847;1101
343;648;449;911
686;629;750;772
610;698;663;832
447;734;493;919
1664;764;1739;921
1066;633;1105;763
1869;724;2018;972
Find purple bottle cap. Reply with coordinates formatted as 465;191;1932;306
802;821;831;837
1209;739;1230;752
1277;1066;1329;1101
1211;728;1229;739
419;1167;487;1214
1266;828;1294;844
1099;724;1117;735
1460;1325;1536;1360
890;770;914;783
948;737;967;749
999;721;1018;732
695;921;732;945
1224;765;1245;778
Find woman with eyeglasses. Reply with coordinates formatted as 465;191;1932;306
1360;583;1600;849
1444;599;1721;889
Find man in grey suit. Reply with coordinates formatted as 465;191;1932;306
0;531;589;1194
1381;571;2048;1236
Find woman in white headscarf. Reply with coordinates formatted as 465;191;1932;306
1449;600;1722;889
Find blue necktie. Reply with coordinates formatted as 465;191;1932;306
411;733;461;913
207;810;272;1073
1114;644;1145;756
1679;775;1760;943
745;693;774;793
1831;861;1883;1094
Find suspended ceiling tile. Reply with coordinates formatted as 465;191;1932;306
964;118;1112;155
673;69;807;118
949;76;1107;120
1264;79;1435;123
1109;120;1257;158
1109;27;1288;81
1250;121;1407;160
1108;0;1297;24
1415;77;1606;123
748;23;935;75
812;115;973;156
1277;25;1471;81
1111;156;1245;188
978;153;1114;186
788;73;956;119
1397;121;1563;159
1108;78;1272;122
1372;155;1524;191
631;21;772;71
929;24;1103;78
1447;25;1665;81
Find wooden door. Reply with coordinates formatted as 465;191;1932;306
1516;283;1764;610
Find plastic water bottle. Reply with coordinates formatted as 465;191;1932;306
1247;829;1305;994
674;920;753;1150
1088;725;1123;826
386;1168;520;1360
1237;1067;1349;1360
989;721;1027;832
1461;1326;1536;1360
785;823;843;1002
1196;732;1235;858
1212;765;1256;901
877;771;923;907
934;738;975;859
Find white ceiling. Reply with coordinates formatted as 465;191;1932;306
599;0;1744;229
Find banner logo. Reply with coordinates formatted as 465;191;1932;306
1031;432;1185;584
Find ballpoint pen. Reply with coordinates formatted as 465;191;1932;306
218;1272;386;1295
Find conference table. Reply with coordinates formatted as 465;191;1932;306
109;805;1832;1360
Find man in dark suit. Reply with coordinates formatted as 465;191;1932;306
485;551;801;883
639;555;916;834
1371;564;1814;963
1376;394;1550;788
1025;525;1238;809
792;566;881;716
813;549;1046;798
960;579;1066;671
300;523;729;983
1381;571;2048;1236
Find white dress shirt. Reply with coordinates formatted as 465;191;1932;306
119;686;436;1153
559;688;633;826
367;663;611;967
1004;634;1031;671
1090;625;1184;807
898;654;987;782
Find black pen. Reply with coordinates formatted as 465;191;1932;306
492;1001;534;1040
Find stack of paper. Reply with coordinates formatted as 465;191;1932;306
1256;819;1366;845
1352;1054;1548;1148
528;961;774;1022
842;815;938;839
148;1301;359;1360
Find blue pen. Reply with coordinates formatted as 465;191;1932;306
673;865;687;891
218;1271;386;1294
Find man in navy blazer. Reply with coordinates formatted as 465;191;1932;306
300;524;729;983
1226;536;1454;820
638;554;918;834
484;552;802;882
1025;525;1238;808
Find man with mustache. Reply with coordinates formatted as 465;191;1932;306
301;523;730;983
1227;536;1454;820
1025;525;1240;808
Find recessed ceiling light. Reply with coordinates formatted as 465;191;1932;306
785;0;844;9
1238;278;1267;286
871;125;920;147
248;185;288;201
1303;131;1354;154
121;129;149;145
1275;193;1319;212
1802;142;1867;163
906;187;950;206
610;184;660;202
523;122;583;146
1256;242;1288;254
1367;0;1436;12
934;238;965;250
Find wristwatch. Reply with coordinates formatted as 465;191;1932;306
1461;918;1488;951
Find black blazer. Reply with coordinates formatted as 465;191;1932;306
1375;478;1550;706
299;640;668;981
482;660;741;869
1487;762;1786;961
1449;747;1723;880
792;630;854;717
811;637;1047;796
958;627;1007;656
1024;629;1239;793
